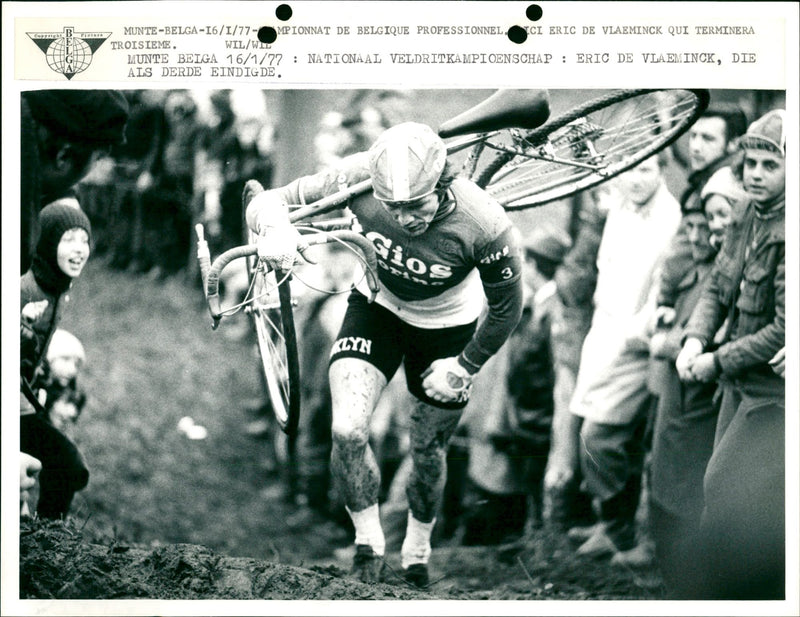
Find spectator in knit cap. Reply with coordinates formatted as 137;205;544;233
462;224;571;545
676;109;786;599
700;166;747;250
647;165;747;597
20;202;93;519
21;89;129;271
38;329;89;434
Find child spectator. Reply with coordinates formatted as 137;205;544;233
20;203;93;520
21;90;129;272
676;109;786;599
38;329;88;434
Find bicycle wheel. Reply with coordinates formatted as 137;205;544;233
245;241;301;436
474;89;709;209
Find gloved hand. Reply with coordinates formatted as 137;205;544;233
250;192;307;271
421;356;474;404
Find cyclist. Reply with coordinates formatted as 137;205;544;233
245;118;535;586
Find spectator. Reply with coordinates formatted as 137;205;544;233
647;167;747;595
103;90;166;271
21;89;129;272
136;90;201;278
658;103;748;309
676;109;785;599
568;153;681;561
544;188;610;532
37;329;88;434
461;224;572;545
20;203;93;519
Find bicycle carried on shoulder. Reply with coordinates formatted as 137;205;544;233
196;88;709;437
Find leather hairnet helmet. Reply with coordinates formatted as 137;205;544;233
368;122;447;202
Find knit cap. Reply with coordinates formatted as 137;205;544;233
47;329;86;364
24;89;129;146
700;167;749;210
31;202;92;294
369;122;446;202
739;109;785;157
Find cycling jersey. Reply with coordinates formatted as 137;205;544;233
264;151;523;372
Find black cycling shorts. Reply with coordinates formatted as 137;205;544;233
329;290;477;409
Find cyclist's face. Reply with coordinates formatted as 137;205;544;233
380;193;440;235
621;157;661;206
742;149;785;204
56;228;91;278
704;194;734;249
688;117;729;172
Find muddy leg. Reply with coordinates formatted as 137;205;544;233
329;358;387;511
405;399;463;523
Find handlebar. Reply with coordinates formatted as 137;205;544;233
196;224;380;328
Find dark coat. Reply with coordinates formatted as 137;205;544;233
20;270;67;414
684;199;785;379
649;261;718;519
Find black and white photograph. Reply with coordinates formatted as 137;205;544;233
3;2;798;615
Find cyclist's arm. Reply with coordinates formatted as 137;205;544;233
246;152;371;232
458;226;524;374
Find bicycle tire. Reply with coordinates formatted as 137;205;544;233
474;89;709;209
245;238;301;436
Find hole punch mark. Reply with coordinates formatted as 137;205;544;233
526;4;543;21
507;25;527;44
258;26;278;44
276;4;293;21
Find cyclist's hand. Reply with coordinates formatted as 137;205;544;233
256;227;304;271
251;192;305;271
421;357;474;404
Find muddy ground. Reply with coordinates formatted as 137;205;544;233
20;516;664;602
17;262;666;607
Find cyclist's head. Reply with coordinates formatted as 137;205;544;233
369;122;447;203
368;122;447;235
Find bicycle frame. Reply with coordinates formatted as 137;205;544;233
196;223;379;328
